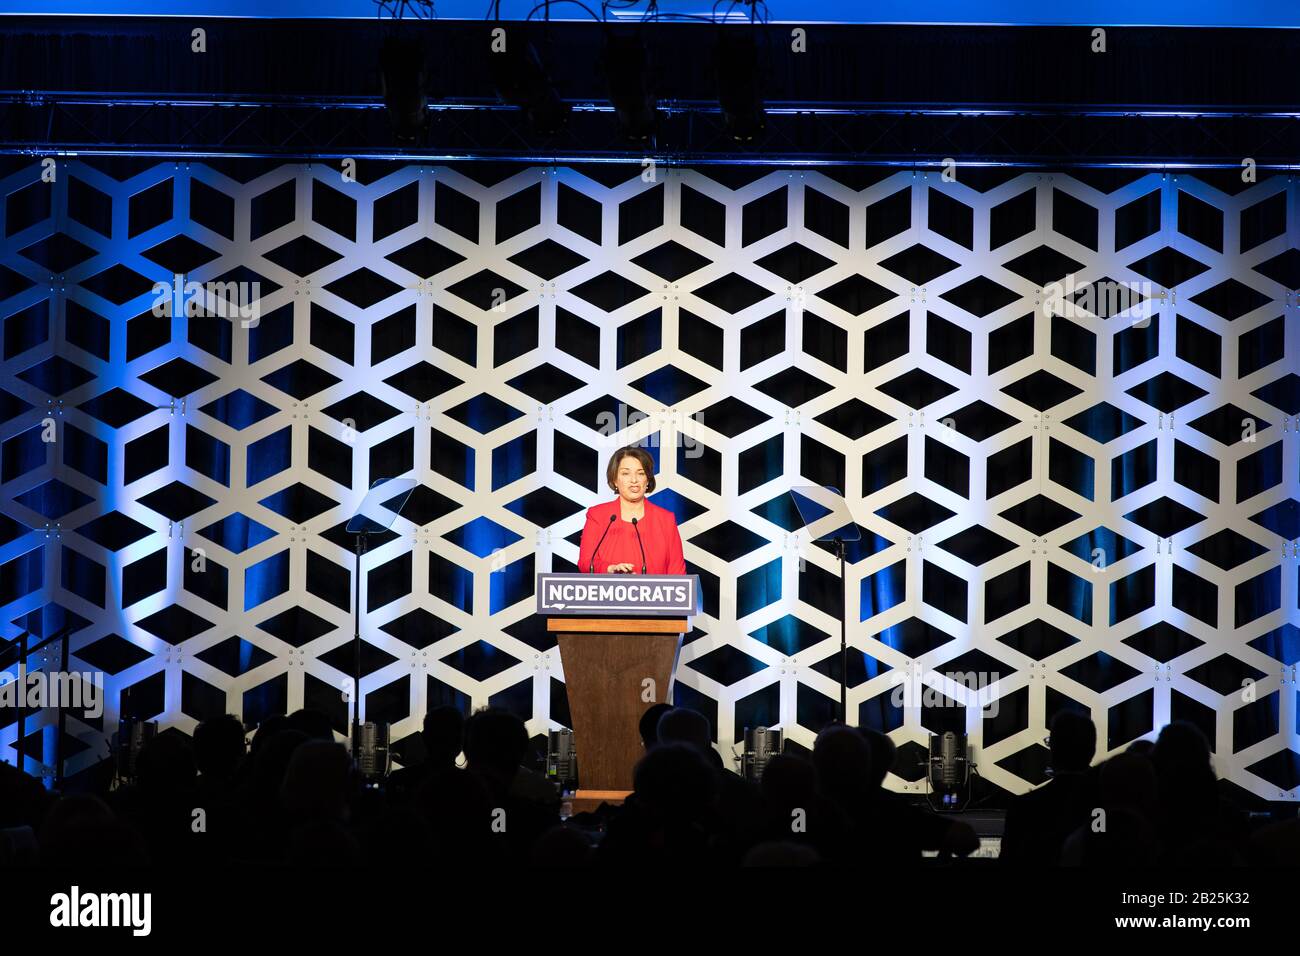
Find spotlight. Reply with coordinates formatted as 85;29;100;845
546;728;578;790
927;731;971;811
380;34;429;142
113;717;158;783
489;33;569;135
741;725;783;783
715;28;765;142
354;721;391;780
602;31;658;142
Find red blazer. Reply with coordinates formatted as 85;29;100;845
577;497;686;575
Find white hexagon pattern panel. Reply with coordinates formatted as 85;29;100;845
1;160;1297;800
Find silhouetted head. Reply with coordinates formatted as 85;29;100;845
1153;720;1216;801
1049;709;1096;773
1099;751;1158;822
639;703;674;749
40;793;115;834
1126;739;1156;757
38;794;149;866
287;708;335;741
530;825;593;867
860;728;897;788
193;714;247;781
812;725;873;802
759;753;816;812
280;740;354;824
657;707;711;754
248;729;310;796
463;708;529;783
135;730;197;795
1153;720;1211;767
249;714;290;757
423;706;465;766
632;743;718;823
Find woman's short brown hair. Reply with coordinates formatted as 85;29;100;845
606;446;657;494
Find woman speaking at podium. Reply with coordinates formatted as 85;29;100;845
578;446;686;575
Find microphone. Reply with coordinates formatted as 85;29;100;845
589;513;616;573
939;732;961;788
630;516;647;574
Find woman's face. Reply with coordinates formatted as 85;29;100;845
614;456;649;503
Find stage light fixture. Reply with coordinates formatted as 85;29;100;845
715;28;765;142
355;721;392;781
380;34;430;142
546;727;578;790
741;725;784;783
489;36;570;135
113;717;158;783
602;32;658;142
927;731;972;811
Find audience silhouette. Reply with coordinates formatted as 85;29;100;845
1001;709;1100;865
0;706;1290;868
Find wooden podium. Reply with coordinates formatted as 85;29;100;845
537;572;700;813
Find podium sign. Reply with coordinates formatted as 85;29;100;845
536;573;700;617
539;572;699;811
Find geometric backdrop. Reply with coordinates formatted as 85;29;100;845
1;160;1297;800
